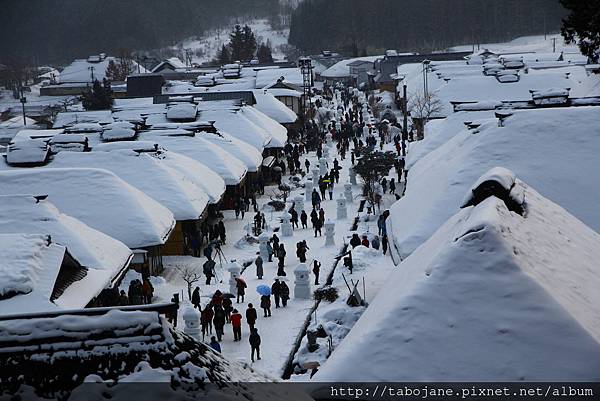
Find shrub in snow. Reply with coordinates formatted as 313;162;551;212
314;286;339;303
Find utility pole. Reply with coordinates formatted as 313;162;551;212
552;38;556;53
19;85;27;126
89;66;95;81
402;84;408;157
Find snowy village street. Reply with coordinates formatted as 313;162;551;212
2;2;600;398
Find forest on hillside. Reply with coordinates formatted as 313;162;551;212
289;0;567;55
0;0;284;64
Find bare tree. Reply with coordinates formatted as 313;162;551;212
408;92;443;138
174;263;202;301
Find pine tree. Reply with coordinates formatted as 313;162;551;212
560;0;600;62
218;44;231;64
82;79;113;110
257;42;274;63
229;24;245;61
242;24;257;61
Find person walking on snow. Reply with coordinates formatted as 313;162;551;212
311;188;321;210
272;279;282;308
230;308;243;341
280;281;290;307
313;260;321;285
213;305;226;341
389;178;396;194
277;244;287;276
255;255;264;279
246;303;257;330
260;294;271;317
236;278;247;303
249;328;261;362
191;287;201;310
222;296;233;323
300;210;308;229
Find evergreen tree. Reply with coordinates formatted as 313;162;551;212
218;44;231;65
82;79;113;110
229;24;245;61
257;42;274;63
242;24;258;60
560;0;600;62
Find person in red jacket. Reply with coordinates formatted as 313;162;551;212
361;235;370;247
230;308;243;341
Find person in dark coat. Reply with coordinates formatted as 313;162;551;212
290;207;299;229
313;260;321;285
361;236;370;247
203;259;215;285
255;255;264;279
280;281;290;307
300;210;308;229
209;336;221;353
310;208;318;228
222;296;233;323
218;221;226;244
350;233;361;248
249;328;261;362
213;305;226;341
271;279;282;308
246;303;257;330
389;178;396;194
236;278;247;303
314;216;323;237
277;244;286;276
311;189;321;210
191;286;201;310
118;290;129;306
318;208;325;225
260;294;271;317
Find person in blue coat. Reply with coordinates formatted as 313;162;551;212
209;336;221;353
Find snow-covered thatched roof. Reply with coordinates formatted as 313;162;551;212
317;170;600;381
0;168;175;249
252;90;299;124
197;131;262;173
199;108;272;151
139;131;247;186
93;139;227;201
390;106;600;259
0;195;132;313
48;150;210;221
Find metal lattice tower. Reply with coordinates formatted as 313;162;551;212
299;57;313;119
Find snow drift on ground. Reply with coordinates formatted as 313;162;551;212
317;170;600;381
389;106;600;259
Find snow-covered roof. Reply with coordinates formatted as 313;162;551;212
59;56;146;84
252;90;298;124
197;131;262;173
318;172;600;381
0;168;175;248
390;106;600;259
139;131;247;186
0;234;66;307
53;110;113;128
166;102;198;121
101;126;136;141
0;195;132;313
93;139;227;201
0;116;37;129
238;105;288;149
5;140;49;166
48;151;210;221
151;57;187;73
12;129;65;142
321;56;380;78
255;68;303;89
199;109;271;151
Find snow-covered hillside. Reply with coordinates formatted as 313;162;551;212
178;19;291;64
317;169;600;381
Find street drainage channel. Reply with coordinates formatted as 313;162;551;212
281;242;348;380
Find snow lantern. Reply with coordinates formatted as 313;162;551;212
324;219;335;246
344;182;353;203
183;305;201;341
319;158;328;175
227;260;242;294
323;145;330;159
312;168;320;185
281;211;293;237
349;167;357;185
294;194;305;212
294;263;311;299
326;132;333;148
258;232;270;261
336;194;347;220
305;180;314;202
